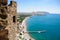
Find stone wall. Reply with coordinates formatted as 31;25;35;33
0;29;8;40
0;0;17;40
0;0;8;40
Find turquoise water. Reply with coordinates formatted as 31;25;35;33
26;14;60;40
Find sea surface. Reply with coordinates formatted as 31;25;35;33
26;14;60;40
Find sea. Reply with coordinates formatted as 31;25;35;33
26;14;60;40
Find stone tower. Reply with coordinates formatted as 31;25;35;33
7;0;17;40
0;0;17;40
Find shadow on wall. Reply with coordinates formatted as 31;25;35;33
0;29;9;40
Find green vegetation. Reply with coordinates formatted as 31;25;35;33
18;15;31;23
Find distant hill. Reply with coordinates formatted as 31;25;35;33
18;11;49;16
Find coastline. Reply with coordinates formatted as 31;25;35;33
21;17;34;40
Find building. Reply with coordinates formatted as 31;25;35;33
0;0;17;40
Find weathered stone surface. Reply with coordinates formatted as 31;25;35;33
7;1;17;40
0;0;17;40
0;0;7;30
0;0;7;5
0;29;9;40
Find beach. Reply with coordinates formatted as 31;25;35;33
21;17;34;40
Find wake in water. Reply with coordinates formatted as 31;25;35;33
38;30;46;33
26;30;46;33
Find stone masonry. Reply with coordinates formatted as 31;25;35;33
0;0;17;40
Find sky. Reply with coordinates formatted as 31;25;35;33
8;0;60;13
